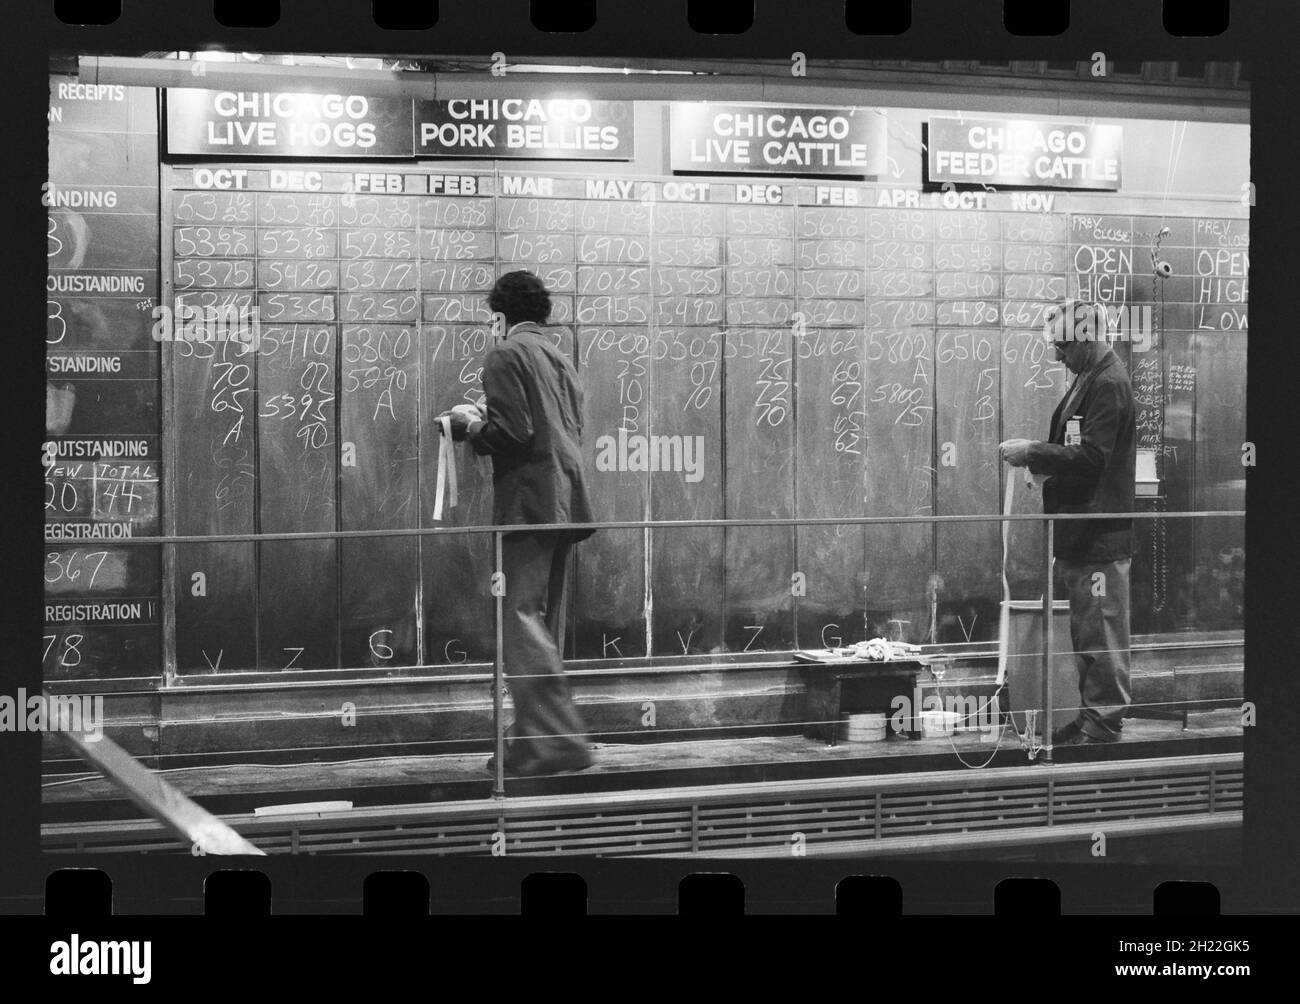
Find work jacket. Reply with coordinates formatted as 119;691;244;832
468;321;596;541
1026;347;1137;562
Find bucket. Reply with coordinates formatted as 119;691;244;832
920;709;960;737
838;712;887;743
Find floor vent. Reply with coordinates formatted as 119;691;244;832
43;753;1242;858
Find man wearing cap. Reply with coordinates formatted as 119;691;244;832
998;300;1136;745
441;270;596;776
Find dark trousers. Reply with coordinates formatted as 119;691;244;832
500;530;589;764
1059;557;1133;738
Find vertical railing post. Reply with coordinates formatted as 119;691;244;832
1041;518;1054;764
493;530;506;798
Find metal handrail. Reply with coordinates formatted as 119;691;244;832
47;507;1245;798
68;509;1246;546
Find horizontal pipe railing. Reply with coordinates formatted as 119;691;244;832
61;509;1245;546
46;506;1244;803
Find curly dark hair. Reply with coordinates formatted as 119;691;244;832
487;270;552;327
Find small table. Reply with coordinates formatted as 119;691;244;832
794;657;930;746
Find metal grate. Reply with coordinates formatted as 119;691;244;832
44;754;1241;857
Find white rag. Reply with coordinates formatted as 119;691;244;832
433;414;458;521
996;468;1048;685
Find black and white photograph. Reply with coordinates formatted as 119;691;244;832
33;46;1252;867
6;0;1293;938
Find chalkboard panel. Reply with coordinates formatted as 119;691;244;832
863;208;935;639
862;307;933;642
412;188;500;668
798;206;865;240
174;190;255;225
1130;321;1168;633
422;229;496;261
344;194;418;230
256;324;338;670
578;200;651;234
48;211;158;271
44;459;160;532
44;375;158;436
173;258;254;290
257;226;340;258
422;323;495;666
257;192;339;226
339;228;416;260
577;233;650;263
44;545;158;598
159;166;1249;671
47;348;158;383
498;197;574;232
49;132;159;188
417;261;491;292
258;259;339;290
653;201;722;236
1192;332;1245;630
45;85;162;683
573;327;649;659
417;196;491;229
43;623;160;681
576;294;651;325
1193;349;1247;504
725;205;793;237
649;329;722;656
724;328;795;652
340;323;420;667
577;264;649;295
49;79;147;134
48;297;155;352
794;328;866;645
934;327;1002;642
651;235;720;267
934;213;1004;625
174;225;254;258
1161;330;1196;630
1064;211;1248;633
258;292;335;323
171;336;257;673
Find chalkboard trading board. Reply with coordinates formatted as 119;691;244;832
159;165;1246;675
44;81;162;682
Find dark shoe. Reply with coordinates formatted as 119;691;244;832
1051;720;1085;744
1056;728;1121;746
486;748;593;777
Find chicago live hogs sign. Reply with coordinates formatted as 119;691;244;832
166;89;416;157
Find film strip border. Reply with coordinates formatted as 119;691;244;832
47;0;1245;47
6;0;1289;920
